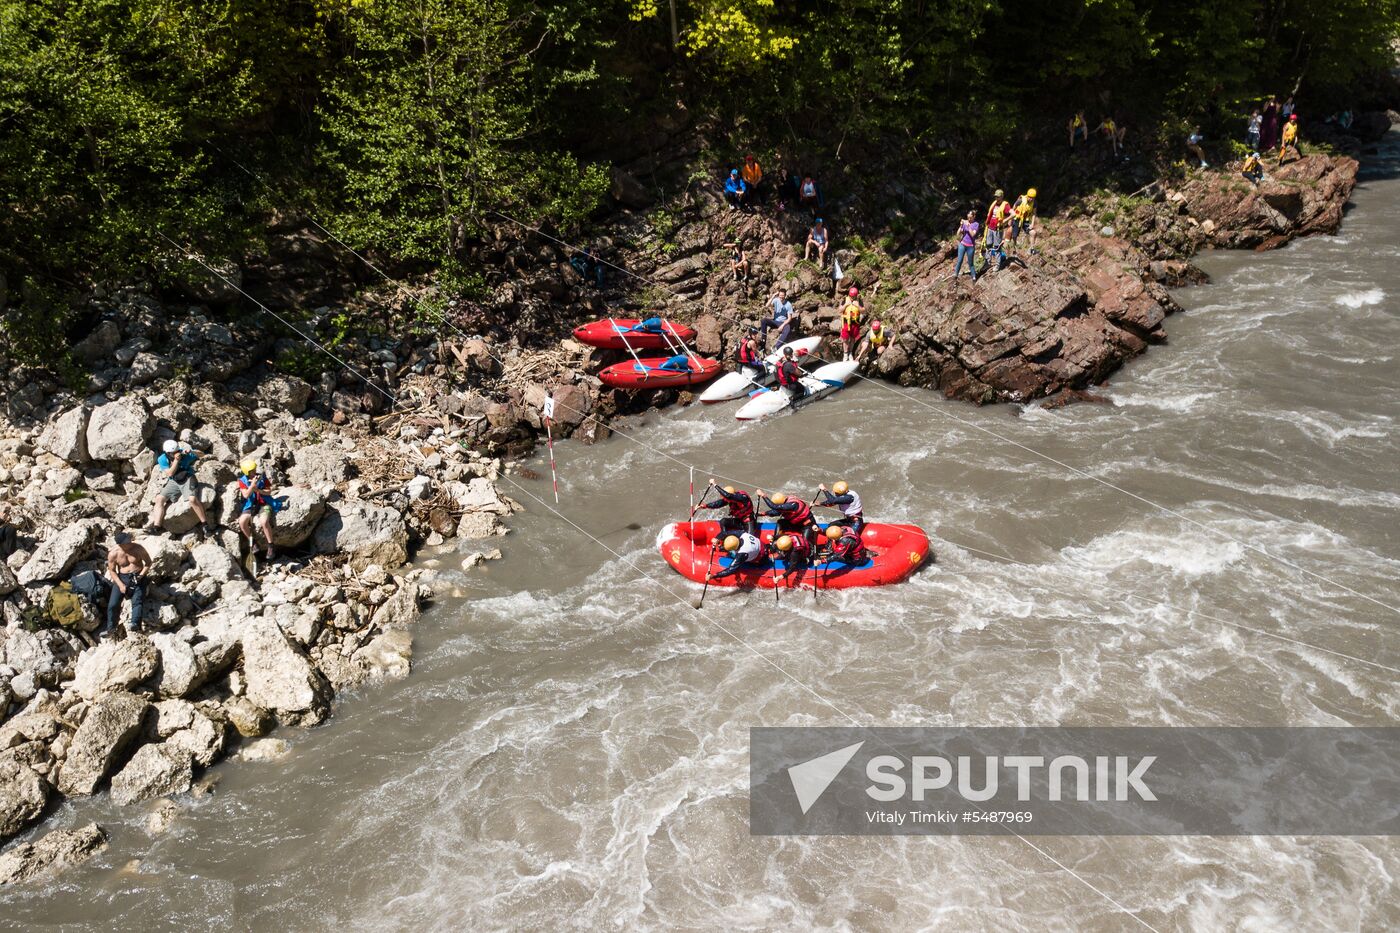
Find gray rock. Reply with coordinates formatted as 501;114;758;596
57;691;150;796
4;629;81;687
138;534;186;579
151;698;196;737
0;823;107;885
352;628;413;681
165;711;224;767
148;633;208;698
288;443;353;488
234;737;289;762
0;710;62;749
221;696;273;738
71;639;159;700
369;584;420;630
241;618;332;726
71;320;122;364
190;541;242;584
37;406;90;464
128;352;171;385
109;742;193;805
258;375;314;415
0;760;49;839
312;501;408;571
0;562;17;597
85;398;152;461
456;511;501;540
268;486;327;548
17;519;101;585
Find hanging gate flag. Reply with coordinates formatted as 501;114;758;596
542;395;559;503
833;255;844;282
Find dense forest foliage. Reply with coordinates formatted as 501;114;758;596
2;0;1397;363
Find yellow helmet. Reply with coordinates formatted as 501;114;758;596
832;481;849;496
722;535;740;552
723;485;736;494
769;493;788;505
239;459;258;475
775;535;794;552
1027;188;1037;198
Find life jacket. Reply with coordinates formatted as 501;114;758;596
834;489;862;517
774;533;810;559
842;302;862;327
801;179;816;198
733;531;762;560
776;359;800;386
238;474;270;511
869;328;887;347
1014;197;1035;222
737;340;759;365
722;489;754;522
779;496;812;525
830;531;867;564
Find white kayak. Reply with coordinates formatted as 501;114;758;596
697;337;823;404
734;360;860;421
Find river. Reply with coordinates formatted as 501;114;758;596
4;139;1398;931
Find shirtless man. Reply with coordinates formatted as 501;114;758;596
106;532;151;636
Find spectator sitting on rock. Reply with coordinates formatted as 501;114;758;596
723;169;749;211
148;439;212;541
741;155;764;205
237;459;278;570
798;173;822;215
1241;151;1264;185
105;531;150;638
727;241;750;282
805;218;830;267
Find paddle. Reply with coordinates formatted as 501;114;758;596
691;539;720;610
770;544;783;606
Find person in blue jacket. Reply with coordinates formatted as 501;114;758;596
723;169;749;211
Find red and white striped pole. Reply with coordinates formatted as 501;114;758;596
689;466;695;577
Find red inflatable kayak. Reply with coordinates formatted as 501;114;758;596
572;318;696;350
598;356;722;389
655;521;932;590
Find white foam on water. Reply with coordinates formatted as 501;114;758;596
1334;288;1385;308
1109;390;1217;413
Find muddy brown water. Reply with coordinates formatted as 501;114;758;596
4;138;1399;930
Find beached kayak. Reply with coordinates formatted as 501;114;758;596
733;359;860;420
656;520;931;589
597;356;722;389
572;318;696;351
697;337;823;404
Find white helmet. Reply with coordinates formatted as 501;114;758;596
162;439;179;454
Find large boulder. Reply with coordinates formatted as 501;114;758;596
288;443;353;489
165;710;225;767
17;519;101;585
57;691;150;796
449;477;512;514
190;540;243;583
138;534;187;579
241;618;332;726
369;584;421;630
4;629;81;687
0;562;17;597
37;406;90;464
85;398;153;462
71;320;122;364
0;760;49;839
312;501;408;571
352;628;413;682
0;823;107;885
71;638;159;700
109;742;193;805
148;633;208;698
269;486;327;548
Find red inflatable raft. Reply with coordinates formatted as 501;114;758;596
655;521;932;590
598;356;722;389
572;318;697;351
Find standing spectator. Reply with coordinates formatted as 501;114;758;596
741;155;764;204
954;210;980;281
839;287;864;361
984;189;1012;244
236;459;278;569
105;532;151;637
1281;96;1295;121
0;505;17;560
775;156;800;211
147;439;212;540
1012;188;1038;251
759;288;795;348
1260;96;1281;151
798;173;822;216
723;169;749;211
1097;116;1125;157
1068;111;1089;148
1279;114;1302;163
727;241;750;282
805;218;830;267
1186;128;1208;169
1246;109;1262;150
983;222;1007;273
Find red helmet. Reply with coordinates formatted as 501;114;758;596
1289;114;1298;122
871;320;882;331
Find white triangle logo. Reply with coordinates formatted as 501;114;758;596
787;741;864;814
